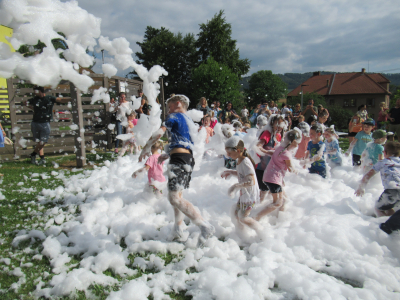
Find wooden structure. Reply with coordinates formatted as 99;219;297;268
0;74;143;166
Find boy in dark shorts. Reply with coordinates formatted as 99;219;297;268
356;141;400;234
139;95;215;246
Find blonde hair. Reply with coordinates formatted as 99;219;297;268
208;110;215;118
151;141;163;152
298;115;305;121
324;127;339;139
380;102;386;108
128;111;136;118
167;95;189;110
199;97;207;106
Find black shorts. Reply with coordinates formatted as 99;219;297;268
264;182;282;194
168;153;195;191
255;169;269;191
376;189;400;211
352;154;361;166
348;132;357;137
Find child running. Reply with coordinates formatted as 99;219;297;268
346;118;375;166
356;141;400;234
304;124;326;178
139;95;215;246
119;112;139;157
254;128;302;221
360;129;387;175
132;141;165;197
221;136;262;234
323;126;342;166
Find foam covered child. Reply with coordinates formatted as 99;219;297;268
221;136;262;234
119;111;139;157
132;141;165;196
303;124;326;178
199;115;214;144
360;129;387;175
323;126;342;166
346;118;375;166
294;121;311;160
355;141;400;234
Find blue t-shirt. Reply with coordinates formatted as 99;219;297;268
164;113;193;152
353;131;373;156
307;140;326;172
364;142;384;165
325;138;342;164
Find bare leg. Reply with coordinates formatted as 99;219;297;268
376;208;395;217
34;142;45;156
239;209;262;232
119;144;128;157
280;191;288;212
234;209;245;231
168;191;204;226
254;192;283;221
260;190;269;203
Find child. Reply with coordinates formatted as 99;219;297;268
221;137;262;234
119;112;139;156
297;114;305;124
323;126;342;166
199;115;214;144
232;120;246;138
221;124;237;169
139;95;214;245
254;128;302;221
360;129;387;174
355;141;400;234
224;117;231;125
132;141;165;196
346;118;375;166
294;121;311;160
209;111;218;129
304;124;326;178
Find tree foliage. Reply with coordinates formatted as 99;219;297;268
196;10;250;78
287;92;327;109
191;56;243;108
17;32;68;58
244;70;287;107
131;26;198;99
328;105;354;131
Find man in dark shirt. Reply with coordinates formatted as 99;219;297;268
389;98;400;141
24;86;63;165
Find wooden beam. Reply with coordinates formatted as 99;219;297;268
70;83;86;167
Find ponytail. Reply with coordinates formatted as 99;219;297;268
243;148;256;170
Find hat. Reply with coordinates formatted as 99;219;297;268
362;118;375;126
372;129;387;139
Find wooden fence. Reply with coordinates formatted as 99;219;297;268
0;73;143;166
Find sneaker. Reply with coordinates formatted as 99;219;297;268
30;154;36;165
38;158;46;165
198;223;215;247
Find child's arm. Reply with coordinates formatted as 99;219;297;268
139;127;166;162
355;169;377;196
255;140;273;156
132;165;150;178
227;174;255;198
221;170;238;179
345;138;358;156
378;153;384;161
285;159;296;173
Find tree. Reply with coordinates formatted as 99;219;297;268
191;56;243;108
245;70;287;107
328;105;353;131
17;32;68;58
132;26;198;99
196;10;250;78
287;92;327;109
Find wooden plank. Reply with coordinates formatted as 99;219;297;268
82;105;104;110
7;78;19;157
70;83;86;167
19;146;76;156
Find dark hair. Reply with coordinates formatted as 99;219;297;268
34;86;45;93
119;92;126;97
310;124;323;134
318;109;329;118
234;140;256;169
138;89;143;94
384;141;400;157
357;104;365;111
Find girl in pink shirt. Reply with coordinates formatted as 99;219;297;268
209;111;218;129
132;141;166;196
119;112;139;157
255;128;302;221
199;115;214;143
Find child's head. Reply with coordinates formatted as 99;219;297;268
318;109;329;124
362;118;375;133
384;141;400;158
128;111;136;120
232;120;242;131
372;129;387;145
225;136;256;168
202;115;211;127
208;110;215;118
298;121;310;137
310;115;318;126
224;117;231;124
310;124;323;142
151;141;163;154
166;95;190;112
323;126;338;140
281;128;302;151
298;115;305;122
269;114;287;131
380;102;387;109
257;115;268;128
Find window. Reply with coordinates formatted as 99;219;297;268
328;99;335;106
366;98;375;107
349;99;356;107
343;99;349;107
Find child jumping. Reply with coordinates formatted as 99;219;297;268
221;137;261;234
139;95;215;246
355;141;400;234
304;124;326;178
360;129;387;175
132;141;165;196
119;112;139;156
254;128;302;221
346;118;375;166
323;126;342;166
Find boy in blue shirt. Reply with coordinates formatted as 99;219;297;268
346;118;375;166
139;95;215;246
361;129;387;174
304;124;326;178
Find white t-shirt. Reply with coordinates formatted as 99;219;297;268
281;107;290;116
270;107;279;114
116;102;132;122
236;157;260;206
241;109;249;117
373;157;400;189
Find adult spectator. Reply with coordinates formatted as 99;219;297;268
301;99;318;124
241;105;249;123
136;95;150;118
356;104;368;120
269;101;279;114
196;97;211;116
281;103;292;129
348;112;363;143
388;98;400;141
23;86;66;165
291;103;302;128
377;102;389;130
218;102;240;123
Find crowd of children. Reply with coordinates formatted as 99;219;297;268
125;95;400;246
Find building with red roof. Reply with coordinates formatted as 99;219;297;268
287;69;391;119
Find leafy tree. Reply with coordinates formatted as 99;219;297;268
245;70;287;107
196;10;250;78
191;56;243;108
17;32;68;58
287;92;327;110
132;26;198;99
328;105;353;131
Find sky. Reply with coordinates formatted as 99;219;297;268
73;0;400;77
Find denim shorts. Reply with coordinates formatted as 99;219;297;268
31;122;51;143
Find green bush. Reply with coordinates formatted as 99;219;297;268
328;105;353;131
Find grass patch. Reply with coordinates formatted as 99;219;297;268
339;137;350;152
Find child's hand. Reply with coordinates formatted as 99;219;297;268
228;184;239;198
132;172;137;178
355;187;365;197
345;151;350;157
221;171;232;179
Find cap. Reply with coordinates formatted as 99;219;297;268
362;118;375;126
372;129;387;139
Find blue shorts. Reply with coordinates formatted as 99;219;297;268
309;167;326;178
31;122;51;143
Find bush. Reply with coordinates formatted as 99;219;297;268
328;105;353;131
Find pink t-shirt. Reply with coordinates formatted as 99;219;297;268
263;145;291;186
132;119;138;126
295;135;311;159
210;118;217;129
145;153;166;184
205;127;214;143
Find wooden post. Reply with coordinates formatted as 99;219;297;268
159;77;166;121
70;83;86;167
7;78;20;158
103;76;112;150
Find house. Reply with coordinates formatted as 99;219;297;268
287;69;391;119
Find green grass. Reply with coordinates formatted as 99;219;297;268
339;137;350;152
0;153;192;299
